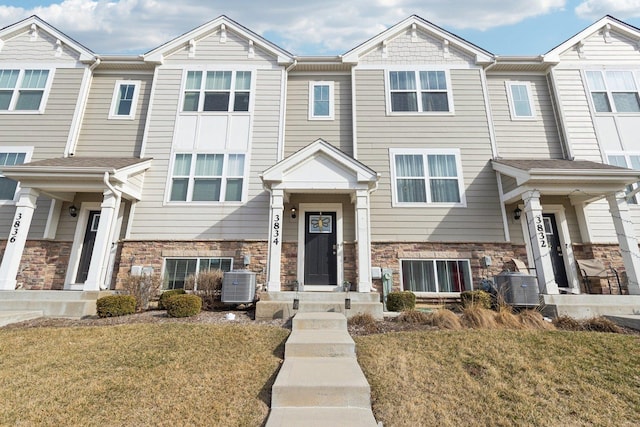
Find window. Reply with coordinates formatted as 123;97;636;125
182;70;251;112
390;148;465;206
169;153;245;202
309;81;334;120
586;70;640;113
0;69;51;112
402;259;472;293
506;82;535;119
608;153;640;204
0;149;30;200
109;80;140;119
388;70;451;113
163;257;233;289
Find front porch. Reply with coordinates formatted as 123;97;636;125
255;291;383;320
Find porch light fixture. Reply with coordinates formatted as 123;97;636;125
291;207;297;219
514;207;522;220
69;204;78;218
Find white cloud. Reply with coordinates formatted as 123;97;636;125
575;0;640;20
0;0;567;54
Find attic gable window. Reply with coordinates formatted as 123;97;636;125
309;81;334;120
109;80;141;119
0;69;51;112
506;82;536;119
387;70;452;113
182;70;251;112
586;70;640;113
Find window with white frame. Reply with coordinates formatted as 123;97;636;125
390;148;465;205
169;153;245;202
401;259;472;293
0;69;51;112
109;80;140;119
388;70;451;113
309;81;334;120
608;153;640;204
0;149;31;200
182;70;251;112
163;257;233;289
586;70;640;113
506;81;535;119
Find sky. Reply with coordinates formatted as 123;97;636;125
1;0;640;56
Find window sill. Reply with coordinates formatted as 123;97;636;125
164;201;245;206
0;110;45;115
392;202;466;208
386;111;455;117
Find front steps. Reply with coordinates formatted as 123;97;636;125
266;312;378;426
0;291;108;319
255;291;383;320
542;294;640;319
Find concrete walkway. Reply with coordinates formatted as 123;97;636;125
266;312;379;426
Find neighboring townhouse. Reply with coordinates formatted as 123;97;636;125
0;14;639;318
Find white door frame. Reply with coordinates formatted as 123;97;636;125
64;202;101;290
297;203;343;291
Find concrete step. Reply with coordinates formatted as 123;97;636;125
0;310;43;327
606;314;640;331
266;407;378;427
285;330;355;358
292;312;347;330
0;290;105;301
542;294;640;319
260;291;380;303
255;300;383;320
271;357;371;408
0;300;97;318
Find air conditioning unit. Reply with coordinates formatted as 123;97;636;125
494;272;540;307
221;270;257;304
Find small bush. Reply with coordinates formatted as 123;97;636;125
96;295;136;318
386;291;416;312
121;273;162;311
460;290;492;309
461;306;497;329
494;307;524;329
553;315;584;331
185;270;224;310
158;289;186;310
397;309;431;324
428;309;462;330
348;313;381;334
165;294;202;318
519;309;554;330
582;316;622;333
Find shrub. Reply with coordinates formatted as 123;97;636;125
519;309;555;330
396;309;431;324
494;307;524;329
348;313;380;334
165;294;202;318
185;270;224;310
386;291;416;312
158;289;186;310
121;273;162;311
582;316;622;333
428;309;462;330
553;315;584;331
461;306;497;329
460;290;492;310
96;295;136;318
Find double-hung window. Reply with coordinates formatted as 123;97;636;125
586;70;640;113
0;69;51;112
309;81;334;120
401;259;472;293
109;80;140;119
0;149;30;201
182;70;252;112
390;148;465;206
506;81;535;119
163;257;233;289
608;153;640;204
388;70;451;113
169;153;245;202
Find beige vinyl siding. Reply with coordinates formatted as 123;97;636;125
284;74;353;156
0;29;81;63
560;30;640;62
74;73;153;157
0;200;49;239
355;68;504;242
129;68;281;240
506;197;582;245
283;194;356;242
488;74;564;159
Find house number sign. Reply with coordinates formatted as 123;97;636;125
535;215;547;248
9;213;22;243
272;214;281;245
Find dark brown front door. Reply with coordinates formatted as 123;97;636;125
304;212;337;285
543;213;568;287
76;211;100;283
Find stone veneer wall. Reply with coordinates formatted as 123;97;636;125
572;243;628;294
6;240;72;290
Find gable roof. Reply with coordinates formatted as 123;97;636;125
0;15;95;62
143;15;294;64
341;15;493;64
544;15;640;62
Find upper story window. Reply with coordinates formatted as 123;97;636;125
390;148;465;206
182;70;251;112
506;81;535;119
608;153;640;204
309;81;334;120
109;80;141;119
0;69;51;112
586;70;640;113
0;148;31;201
387;70;452;113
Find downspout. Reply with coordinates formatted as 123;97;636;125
101;171;122;289
64;57;101;157
278;60;297;162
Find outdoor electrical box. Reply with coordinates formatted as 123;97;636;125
482;255;492;268
382;268;393;311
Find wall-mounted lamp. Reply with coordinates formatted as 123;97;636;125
291;207;297;219
513;207;522;221
69;204;78;218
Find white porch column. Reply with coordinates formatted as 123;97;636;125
354;190;372;292
607;192;640;295
522;190;559;294
83;190;117;291
0;187;39;290
266;189;284;291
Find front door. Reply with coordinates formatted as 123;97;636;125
543;213;568;288
304;212;337;285
75;211;100;283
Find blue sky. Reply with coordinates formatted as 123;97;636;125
1;0;640;55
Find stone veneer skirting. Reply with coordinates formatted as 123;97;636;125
0;240;72;290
